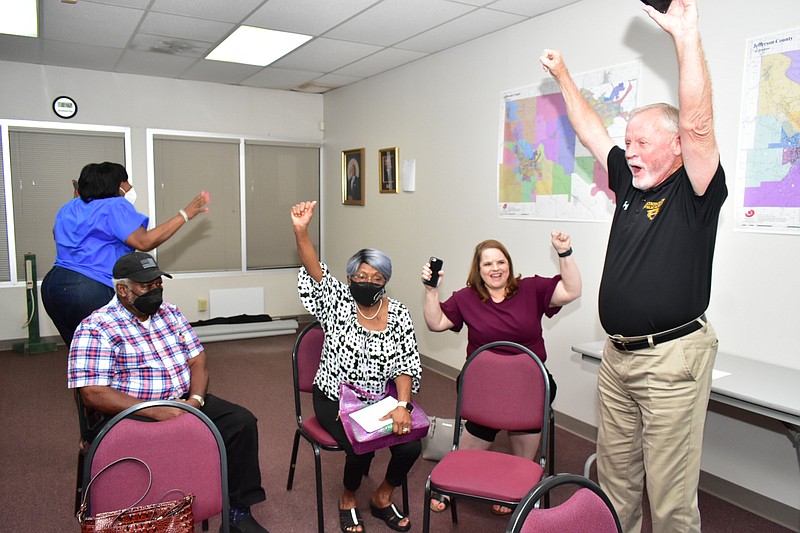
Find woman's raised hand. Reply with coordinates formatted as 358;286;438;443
291;201;317;231
183;191;210;219
551;230;572;255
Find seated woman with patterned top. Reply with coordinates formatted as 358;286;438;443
291;200;423;533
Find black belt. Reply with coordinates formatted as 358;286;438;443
609;315;705;351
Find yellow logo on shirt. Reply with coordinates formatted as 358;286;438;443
644;198;665;220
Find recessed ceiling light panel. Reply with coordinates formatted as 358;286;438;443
206;26;312;67
0;0;38;38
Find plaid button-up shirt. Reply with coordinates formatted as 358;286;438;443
68;295;203;400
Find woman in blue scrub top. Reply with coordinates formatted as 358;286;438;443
41;161;209;345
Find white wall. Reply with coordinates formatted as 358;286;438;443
0;60;323;341
321;0;800;516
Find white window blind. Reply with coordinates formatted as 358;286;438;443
8;128;125;280
245;142;320;269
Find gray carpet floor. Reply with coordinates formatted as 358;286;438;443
0;327;791;532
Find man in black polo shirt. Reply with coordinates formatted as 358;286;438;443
540;1;726;532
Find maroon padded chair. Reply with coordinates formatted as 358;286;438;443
286;320;408;533
505;474;622;533
80;400;229;532
422;341;551;533
286;321;343;533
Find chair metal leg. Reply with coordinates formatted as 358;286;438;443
422;481;432;533
548;410;556;477
313;443;325;533
75;449;85;515
286;430;301;490
545;409;556;508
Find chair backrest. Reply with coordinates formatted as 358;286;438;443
505;474;622;533
456;341;550;453
81;400;229;526
292;321;324;419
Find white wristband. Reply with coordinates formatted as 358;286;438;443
179;209;189;223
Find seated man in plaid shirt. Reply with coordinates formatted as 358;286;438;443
68;251;269;533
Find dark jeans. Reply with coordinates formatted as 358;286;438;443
85;393;266;509
41;266;115;346
313;386;421;492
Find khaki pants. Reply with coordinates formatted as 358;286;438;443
597;323;718;533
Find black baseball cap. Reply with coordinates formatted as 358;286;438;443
113;252;173;282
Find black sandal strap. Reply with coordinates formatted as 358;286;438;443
339;507;364;533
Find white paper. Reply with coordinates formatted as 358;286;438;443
401;159;416;192
349;396;397;432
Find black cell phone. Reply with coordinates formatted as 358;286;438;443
424;257;443;287
639;0;671;13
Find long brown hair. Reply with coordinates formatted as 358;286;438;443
466;239;521;302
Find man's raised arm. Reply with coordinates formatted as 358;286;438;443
645;0;719;194
539;49;616;172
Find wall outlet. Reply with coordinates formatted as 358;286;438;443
198;298;208;312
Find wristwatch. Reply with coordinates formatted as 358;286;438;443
189;394;205;408
397;401;414;413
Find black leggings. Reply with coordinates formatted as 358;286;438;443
312;386;421;492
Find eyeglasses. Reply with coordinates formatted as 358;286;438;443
351;273;386;284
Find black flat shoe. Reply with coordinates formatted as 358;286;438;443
369;502;410;532
339;506;365;533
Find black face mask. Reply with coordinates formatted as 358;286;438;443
132;287;163;316
349;281;385;307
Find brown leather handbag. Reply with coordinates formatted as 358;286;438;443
77;457;195;533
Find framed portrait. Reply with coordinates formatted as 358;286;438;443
378;147;399;193
342;148;365;206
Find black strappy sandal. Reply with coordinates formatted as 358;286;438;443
369;502;410;532
339;506;365;533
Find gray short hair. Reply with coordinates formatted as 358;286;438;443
630;103;679;135
346;248;392;282
112;278;131;291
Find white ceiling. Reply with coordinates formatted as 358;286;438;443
0;0;580;93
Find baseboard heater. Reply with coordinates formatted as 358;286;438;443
191;316;299;343
191;288;298;343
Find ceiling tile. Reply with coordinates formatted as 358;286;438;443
41;40;124;71
239;67;324;90
398;8;524;53
324;0;475;46
334;47;429;79
150;0;266;23
80;0;153;9
270;37;382;73
180;59;263;85
489;0;581;17
41;1;144;48
129;33;212;58
245;0;381;36
139;12;233;43
0;35;41;64
115;49;197;78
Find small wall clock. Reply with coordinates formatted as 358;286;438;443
52;96;78;119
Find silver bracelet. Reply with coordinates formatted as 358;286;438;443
179;209;189;223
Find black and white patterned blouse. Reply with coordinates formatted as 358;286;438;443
298;262;422;401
